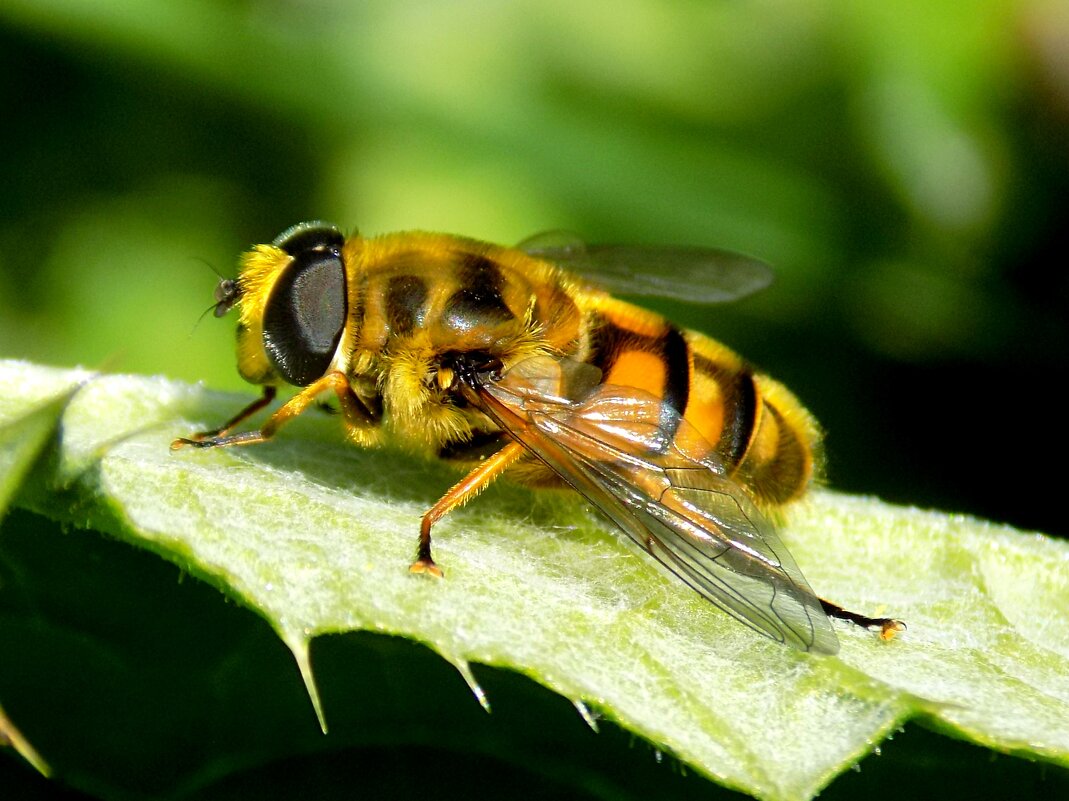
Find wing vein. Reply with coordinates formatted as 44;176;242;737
471;357;838;654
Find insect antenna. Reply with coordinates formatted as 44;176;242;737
188;258;241;335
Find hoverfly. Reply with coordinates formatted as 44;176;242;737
174;222;902;654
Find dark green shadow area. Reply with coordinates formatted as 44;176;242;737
1;509;1066;800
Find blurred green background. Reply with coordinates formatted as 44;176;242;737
2;0;1068;539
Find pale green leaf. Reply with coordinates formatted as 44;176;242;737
0;363;88;516
3;359;1067;801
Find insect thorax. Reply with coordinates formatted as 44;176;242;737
336;235;585;450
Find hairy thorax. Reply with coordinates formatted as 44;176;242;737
334;233;586;452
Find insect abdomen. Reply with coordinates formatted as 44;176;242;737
587;297;820;506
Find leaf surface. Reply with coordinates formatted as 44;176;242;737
2;360;1067;800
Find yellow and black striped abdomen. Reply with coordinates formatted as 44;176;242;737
688;332;821;505
585;296;821;507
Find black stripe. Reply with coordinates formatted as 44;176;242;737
659;326;690;434
694;353;757;466
588;313;629;376
385;275;428;336
458;253;504;286
443;253;514;330
720;369;758;467
590;317;688;449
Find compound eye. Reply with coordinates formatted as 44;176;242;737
263;242;347;386
273;220;345;255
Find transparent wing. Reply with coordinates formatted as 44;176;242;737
516;231;773;304
467;355;838;654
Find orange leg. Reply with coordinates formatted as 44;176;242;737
411;441;527;577
171;372;374;451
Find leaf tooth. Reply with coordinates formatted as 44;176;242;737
0;703;51;778
283;630;327;733
448;656;491;713
573;700;601;733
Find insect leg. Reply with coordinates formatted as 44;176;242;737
411;441;527;577
173;386;277;445
819;598;906;641
171;372;373;450
328;379;381;444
